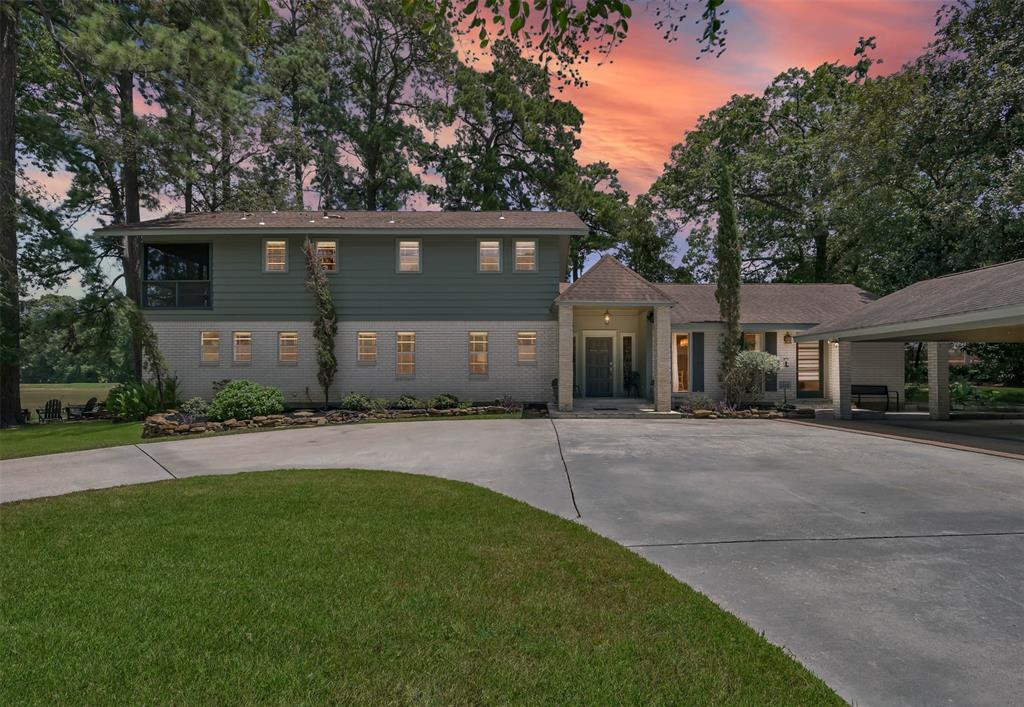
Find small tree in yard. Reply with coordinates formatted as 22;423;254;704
304;238;338;409
715;163;742;383
724;351;781;408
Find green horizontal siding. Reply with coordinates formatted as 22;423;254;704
141;234;561;321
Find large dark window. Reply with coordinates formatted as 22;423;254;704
143;243;211;308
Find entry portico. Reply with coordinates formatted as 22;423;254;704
554;256;674;412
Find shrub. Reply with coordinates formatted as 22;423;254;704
723;351;781;408
106;377;181;420
340;392;372;411
208;380;284;421
180;396;209;417
429;392;459;409
370;397;390;412
392;394;425;410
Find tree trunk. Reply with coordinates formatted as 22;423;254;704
119;70;143;380
219;111;230;208
184;105;194;212
0;7;21;427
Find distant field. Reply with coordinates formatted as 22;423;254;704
20;384;117;415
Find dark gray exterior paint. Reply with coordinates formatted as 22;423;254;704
141;233;564;321
692;331;705;392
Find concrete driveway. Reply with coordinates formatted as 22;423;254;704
2;419;1022;706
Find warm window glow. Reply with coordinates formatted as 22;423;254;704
316;241;337;272
201;331;219;362
396;332;416;374
398;241;420;272
517;331;536;363
264;240;287;271
478;241;501;272
278;332;298;362
797;341;823;396
234;331;252;362
514;240;537;271
674;334;690;392
742;333;760;351
469;332;489;373
357;332;377;362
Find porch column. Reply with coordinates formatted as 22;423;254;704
831;340;853;420
652;304;672;412
557;303;574;411
927;341;951;420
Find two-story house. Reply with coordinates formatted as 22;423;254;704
99;210;905;414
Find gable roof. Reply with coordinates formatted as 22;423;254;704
661;283;877;325
801;259;1024;339
95;210;587;235
555;255;675;304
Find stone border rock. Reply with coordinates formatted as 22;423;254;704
678;408;816;420
143;406;517;438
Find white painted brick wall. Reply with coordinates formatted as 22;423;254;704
152;320;557;405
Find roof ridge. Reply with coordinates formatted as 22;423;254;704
597;254;676;301
922;258;1024;283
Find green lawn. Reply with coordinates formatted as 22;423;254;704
19;383;117;416
0;470;840;705
0;420;144;460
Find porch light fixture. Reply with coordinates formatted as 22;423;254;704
783;332;793;344
603;309;611;325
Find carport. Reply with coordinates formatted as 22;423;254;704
798;259;1024;420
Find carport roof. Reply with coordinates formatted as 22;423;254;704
799;259;1024;342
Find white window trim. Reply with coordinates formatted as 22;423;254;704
200;331;220;365
672;332;691;393
469;331;489;375
396;239;422;273
357;331;378;364
233;331;253;364
315;240;338;274
476;238;502;273
517;331;537;365
396;331;416;376
277;331;299;364
742;331;762;351
513;239;538;272
262;238;288;273
620;332;636;390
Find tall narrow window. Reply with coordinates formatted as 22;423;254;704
201;331;220;362
478;241;501;272
622;334;634;384
469;332;489;373
674;334;690;392
357;332;377;362
514;240;537;271
234;331;252;362
517;331;537;363
278;332;299;362
264;240;287;272
398;240;421;272
396;332;416;375
316;241;337;272
797;341;823;398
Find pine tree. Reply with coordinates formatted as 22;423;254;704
303;238;338;409
715;163;742;384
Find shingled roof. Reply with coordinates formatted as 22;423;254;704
661;283;877;325
801;259;1024;338
96;210;587;234
555;255;675;304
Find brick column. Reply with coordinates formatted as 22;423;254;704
831;340;853;420
652;304;672;412
927;341;950;420
557;303;574;411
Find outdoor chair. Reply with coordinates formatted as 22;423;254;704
66;397;99;421
35;399;64;423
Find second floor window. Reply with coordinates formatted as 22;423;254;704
514;240;537;271
234;331;252;362
264;240;287;272
201;331;220;362
143;243;211;308
278;332;299;362
316;241;337;272
357;332;377;362
396;332;416;375
469;332;488;374
398;240;420;272
478;240;501;272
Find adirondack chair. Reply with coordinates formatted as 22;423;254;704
35;399;64;423
66;397;99;421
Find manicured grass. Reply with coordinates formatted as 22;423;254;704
0;470;841;705
905;384;1024;406
19;383;116;416
0;420;144;460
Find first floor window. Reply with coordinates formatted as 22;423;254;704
469;332;489;374
234;331;252;362
264;240;287;272
478;240;501;272
517;331;536;363
397;332;416;375
316;241;337;272
622;334;634;384
514;240;537;271
358;332;377;362
797;341;823;397
278;332;299;362
201;331;220;362
742;332;760;351
398;240;421;272
674;333;690;392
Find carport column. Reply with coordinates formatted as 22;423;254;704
832;340;853;420
652;304;672;412
558;303;574;411
927;342;951;421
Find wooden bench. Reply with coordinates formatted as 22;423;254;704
851;384;900;412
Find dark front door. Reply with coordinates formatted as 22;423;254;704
585;337;614;397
